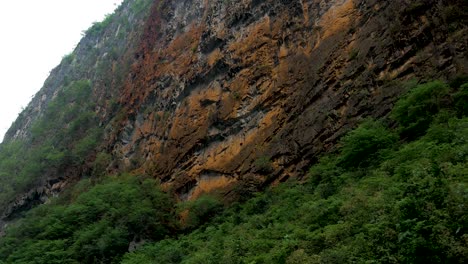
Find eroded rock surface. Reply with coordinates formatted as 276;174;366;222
109;0;468;200
1;0;467;223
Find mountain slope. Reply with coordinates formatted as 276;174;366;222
0;0;467;251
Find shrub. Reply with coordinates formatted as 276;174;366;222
449;75;468;89
254;156;273;173
83;14;114;37
348;49;359;60
62;52;75;65
72;128;102;164
92;152;112;177
339;119;397;168
181;195;223;229
391;81;450;138
453;83;468;117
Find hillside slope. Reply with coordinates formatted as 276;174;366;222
1;0;467;244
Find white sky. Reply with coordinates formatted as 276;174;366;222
0;0;124;142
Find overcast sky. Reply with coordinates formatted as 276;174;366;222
0;0;124;142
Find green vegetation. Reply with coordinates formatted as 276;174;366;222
0;141;29;208
391;80;450;139
454;83;468;116
179;195;224;230
348;49;359;61
62;52;75;65
130;0;155;16
93;152;112;177
83;14;115;37
30;79;102;168
32;80;94;139
0;80;101;210
1;80;467;263
0;175;174;264
338;119;397;168
254;156;273;173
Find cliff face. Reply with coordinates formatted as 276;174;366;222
1;0;155;224
1;0;467;220
109;0;467;200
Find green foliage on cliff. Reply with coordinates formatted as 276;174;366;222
0;0;157;238
0;175;174;264
31;79;96;143
130;0;154;16
83;14;114;37
391;80;450;139
0;79;101;211
338;119;397;168
179;195;224;230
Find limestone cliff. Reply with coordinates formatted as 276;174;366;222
108;0;468;200
1;0;467;222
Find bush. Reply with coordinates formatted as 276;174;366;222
254;156;273;173
83;14;114;37
449;75;468;89
61;52;75;65
181;195;223;229
391;81;450;138
453;83;468;117
339;119;397;168
72;128;102;164
92;152;112;177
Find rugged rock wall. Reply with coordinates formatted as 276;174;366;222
1;0;467;222
1;0;154;225
109;0;467;200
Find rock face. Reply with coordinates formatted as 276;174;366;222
1;0;467;218
4;0;153;142
0;0;155;223
109;0;468;200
